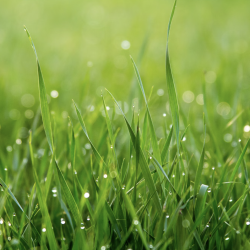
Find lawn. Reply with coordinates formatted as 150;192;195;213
0;0;250;249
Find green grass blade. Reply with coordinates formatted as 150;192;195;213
29;136;57;249
24;27;54;153
161;126;173;163
165;0;179;152
130;56;162;164
73;100;105;165
106;89;162;215
223;138;250;200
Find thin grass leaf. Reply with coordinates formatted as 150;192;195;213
161;126;173;163
223;138;250;200
29;135;57;249
165;0;179;152
131;56;162;164
106;89;162;215
73;100;105;165
24;27;54;153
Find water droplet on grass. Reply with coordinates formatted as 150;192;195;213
133;220;139;225
0;218;3;224
225;237;229;241
50;90;59;98
16;139;22;145
103;174;108;178
84;192;90;198
61;218;66;224
13;213;16;217
8;221;11;226
80;222;85;229
244;125;250;132
42;228;46;232
87;215;90;221
182;219;190;228
6;146;12;152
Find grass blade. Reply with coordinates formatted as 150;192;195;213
165;0;179;152
24;27;54;153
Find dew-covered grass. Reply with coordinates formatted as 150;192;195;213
1;0;250;249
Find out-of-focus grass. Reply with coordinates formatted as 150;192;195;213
1;0;250;146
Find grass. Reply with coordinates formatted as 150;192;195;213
1;0;250;249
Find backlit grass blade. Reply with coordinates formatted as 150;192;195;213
0;178;25;215
102;95;118;167
161;126;173;163
73;100;105;166
131;56;162;164
195;184;208;223
54;161;84;228
29;135;57;249
165;0;179;152
149;153;179;200
223;138;250;201
24;27;54;153
106;89;162;215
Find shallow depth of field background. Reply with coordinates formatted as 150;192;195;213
1;0;250;158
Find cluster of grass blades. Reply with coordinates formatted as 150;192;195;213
1;0;250;249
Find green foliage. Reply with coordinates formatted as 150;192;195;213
1;1;250;249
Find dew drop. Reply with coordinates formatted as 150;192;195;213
101;246;106;250
163;113;167;117
42;228;46;232
182;219;190;228
225;237;229;241
61;218;66;224
166;214;169;218
50;90;59;98
229;198;233;202
208;188;211;193
246;219;250;226
87;215;90;221
133;220;139;225
80;222;85;229
0;218;3;224
8;221;11;226
244;125;250;133
169;191;172;195
13;213;16;217
182;172;185;176
103;174;108;178
84;192;90;198
6;146;12;152
8;236;11;241
16;139;22;145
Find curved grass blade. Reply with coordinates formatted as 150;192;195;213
24;27;54;153
161;126;173;163
165;0;179;153
73;100;105;166
195;184;208;223
223;138;250;202
106;89;162;215
130;56;162;164
29;135;57;249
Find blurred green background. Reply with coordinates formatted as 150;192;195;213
0;0;250;155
